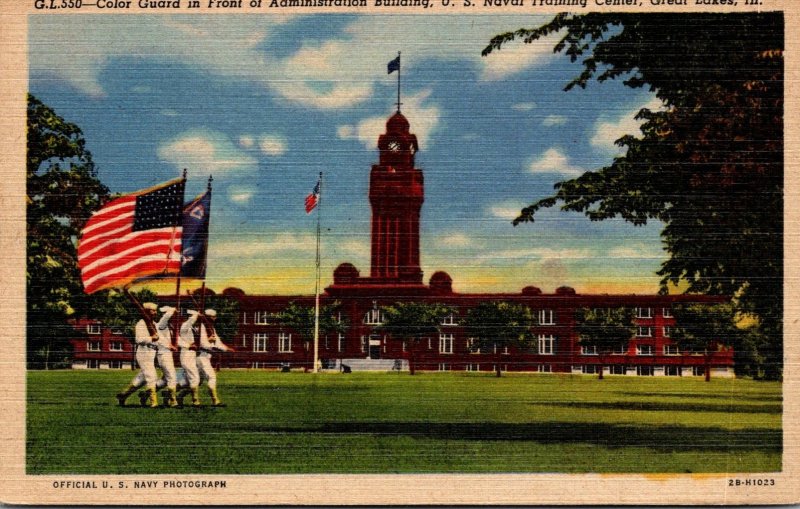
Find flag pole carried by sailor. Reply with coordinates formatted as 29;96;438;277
305;172;323;373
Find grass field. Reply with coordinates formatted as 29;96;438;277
27;370;782;474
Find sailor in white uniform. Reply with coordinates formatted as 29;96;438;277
196;309;235;406
151;306;178;407
176;310;202;407
116;302;172;407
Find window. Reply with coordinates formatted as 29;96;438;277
242;334;247;348
87;359;100;369
662;307;673;318
692;366;706;377
609;365;626;375
538;335;555;355
637;366;655;376
111;328;124;335
242;312;248;325
278;333;292;353
86;324;101;335
663;326;672;338
253;333;268;352
338;333;345;352
636;344;654;356
635;307;652;319
581;365;599;374
87;341;101;352
538;365;552;373
438;363;450;372
466;363;480;372
360;336;367;353
611;344;627;355
637;326;653;337
441;313;457;326
581;345;598;355
665;366;681;376
254;311;270;325
363;303;384;325
439;333;454;354
109;360;123;369
110;341;124;352
427;337;432;350
664;345;679;356
538;309;555;325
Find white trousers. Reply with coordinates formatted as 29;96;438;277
197;355;217;389
132;347;158;389
179;349;200;388
155;350;177;390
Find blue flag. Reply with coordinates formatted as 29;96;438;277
387;55;400;74
181;190;211;279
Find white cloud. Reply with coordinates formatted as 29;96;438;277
512;102;536;112
488;201;526;221
228;185;255;204
238;135;255;149
591;97;665;152
480;38;556;80
30;15;291;98
528;148;584;177
157;129;257;175
259;135;287;156
337;89;440;149
30;15;556;107
441;233;474;248
542;115;568;126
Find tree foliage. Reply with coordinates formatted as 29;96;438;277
275;301;347;345
576;307;636;379
27;94;110;368
377;302;454;375
464;301;535;377
483;13;783;378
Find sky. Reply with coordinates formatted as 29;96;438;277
29;14;669;296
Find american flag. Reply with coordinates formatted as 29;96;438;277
78;178;186;294
305;179;320;214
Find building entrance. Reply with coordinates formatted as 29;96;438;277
369;336;382;359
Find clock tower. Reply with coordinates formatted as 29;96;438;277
368;111;424;284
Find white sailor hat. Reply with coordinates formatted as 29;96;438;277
205;309;217;317
143;302;158;311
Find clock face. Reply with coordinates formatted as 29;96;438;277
387;141;401;152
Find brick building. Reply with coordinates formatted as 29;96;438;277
70;111;734;377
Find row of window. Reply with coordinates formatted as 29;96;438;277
86;307;677;337
580;344;682;356
580;365;705;376
86;341;125;352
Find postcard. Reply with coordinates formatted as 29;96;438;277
0;0;798;504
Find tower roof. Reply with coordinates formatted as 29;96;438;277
386;111;410;133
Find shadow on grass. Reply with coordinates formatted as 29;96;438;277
538;401;781;414
621;392;783;402
234;421;781;452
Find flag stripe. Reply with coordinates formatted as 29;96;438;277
80;207;135;237
83;250;183;294
77;223;136;262
81;234;181;275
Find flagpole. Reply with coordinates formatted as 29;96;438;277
396;51;401;113
313;172;322;373
174;169;188;342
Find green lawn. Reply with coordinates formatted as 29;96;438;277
27;370;782;474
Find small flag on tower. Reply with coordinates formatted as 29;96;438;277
305;178;320;214
387;55;400;74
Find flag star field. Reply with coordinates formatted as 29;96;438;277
29;14;667;296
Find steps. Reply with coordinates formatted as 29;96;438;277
331;358;408;372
